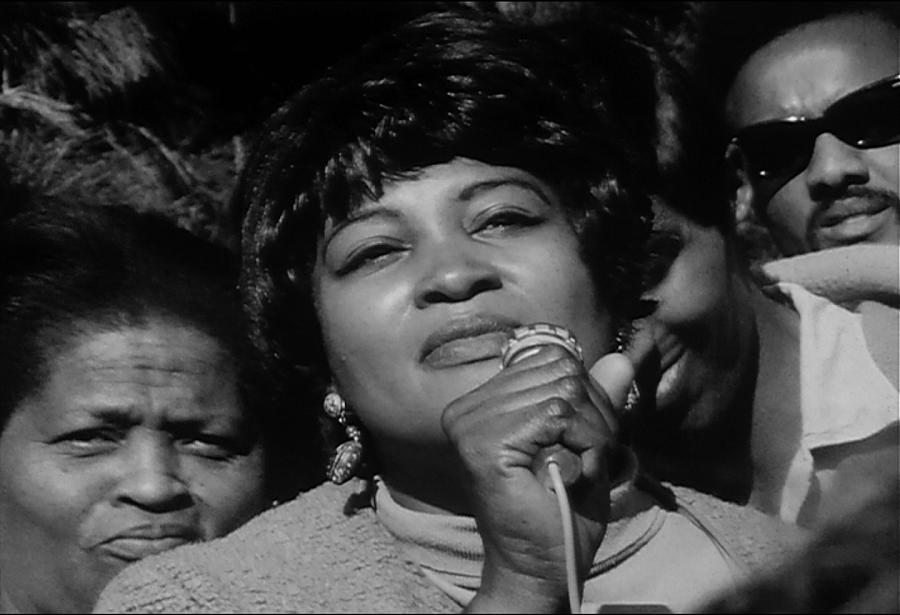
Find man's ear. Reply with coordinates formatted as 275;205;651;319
725;142;756;227
724;143;783;261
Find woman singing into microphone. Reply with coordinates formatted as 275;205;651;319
96;11;802;614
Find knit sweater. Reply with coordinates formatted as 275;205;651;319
94;480;457;614
94;479;803;614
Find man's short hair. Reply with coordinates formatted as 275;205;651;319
696;2;900;129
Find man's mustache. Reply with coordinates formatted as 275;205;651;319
816;185;900;214
809;185;900;248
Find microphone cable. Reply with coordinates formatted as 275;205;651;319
547;460;582;614
502;323;585;614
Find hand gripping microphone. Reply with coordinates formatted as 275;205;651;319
501;323;584;489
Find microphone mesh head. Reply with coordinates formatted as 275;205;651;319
501;323;583;368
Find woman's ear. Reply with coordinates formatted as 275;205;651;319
725;142;756;228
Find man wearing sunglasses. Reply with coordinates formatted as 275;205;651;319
580;4;898;529
724;7;899;257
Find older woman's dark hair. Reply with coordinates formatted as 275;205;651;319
236;10;653;411
0;202;316;498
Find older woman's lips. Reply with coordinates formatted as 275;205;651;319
99;536;194;562
97;525;198;562
422;331;509;368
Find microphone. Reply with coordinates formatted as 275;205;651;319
501;323;584;489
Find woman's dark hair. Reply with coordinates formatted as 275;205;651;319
554;14;734;235
236;10;653;431
0;201;317;499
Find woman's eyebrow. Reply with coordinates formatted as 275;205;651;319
456;178;552;207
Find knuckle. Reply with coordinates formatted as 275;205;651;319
553;354;582;375
555;374;586;400
542;396;573;419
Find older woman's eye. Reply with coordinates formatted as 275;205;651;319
177;434;242;460
53;428;123;456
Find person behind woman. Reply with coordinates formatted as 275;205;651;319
0;202;307;614
553;10;899;527
96;11;801;614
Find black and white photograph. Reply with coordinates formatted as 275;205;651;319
0;2;897;613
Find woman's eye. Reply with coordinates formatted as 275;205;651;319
54;428;123;455
643;230;685;288
474;208;542;233
177;435;241;460
338;242;404;275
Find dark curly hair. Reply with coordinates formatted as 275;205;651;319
554;14;734;232
235;9;654;459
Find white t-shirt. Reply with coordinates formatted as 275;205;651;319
773;282;899;523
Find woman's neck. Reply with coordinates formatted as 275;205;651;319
386;481;464;516
377;448;472;516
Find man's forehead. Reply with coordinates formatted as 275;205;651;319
726;13;899;128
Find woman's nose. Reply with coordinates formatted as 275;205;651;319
413;241;502;308
114;433;192;511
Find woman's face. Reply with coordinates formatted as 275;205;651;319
0;320;266;613
634;202;754;429
314;158;611;486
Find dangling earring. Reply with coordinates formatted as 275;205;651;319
624;381;641;413
614;327;642;414
614;328;630;356
323;386;363;484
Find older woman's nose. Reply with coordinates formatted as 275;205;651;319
413;241;502;308
114;433;191;511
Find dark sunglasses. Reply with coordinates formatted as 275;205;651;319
731;73;900;183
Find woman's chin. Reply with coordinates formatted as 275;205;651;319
421;359;504;406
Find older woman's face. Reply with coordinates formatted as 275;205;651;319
0;320;266;613
314;158;611;482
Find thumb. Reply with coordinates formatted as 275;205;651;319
589;352;635;410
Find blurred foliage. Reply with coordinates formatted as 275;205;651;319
0;2;440;247
2;2;768;258
0;3;166;106
0;2;228;244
